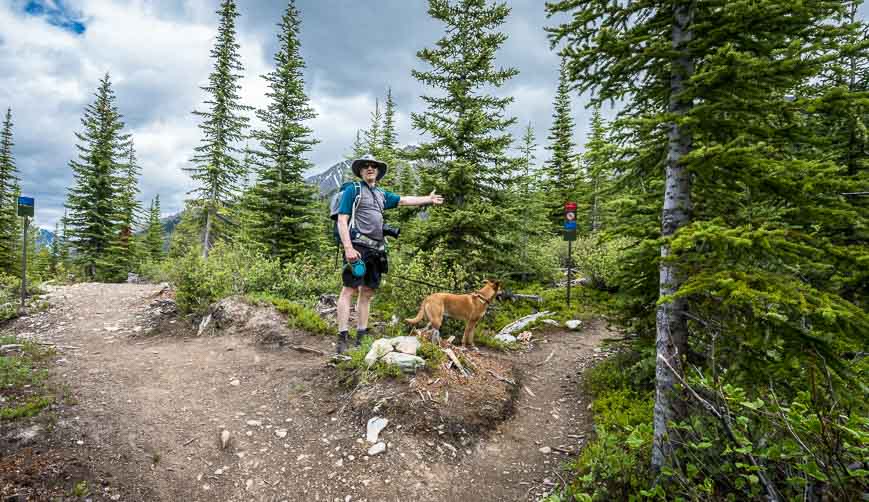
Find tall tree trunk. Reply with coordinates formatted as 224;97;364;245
652;0;694;473
202;206;214;259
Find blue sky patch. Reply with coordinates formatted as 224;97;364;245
24;0;86;34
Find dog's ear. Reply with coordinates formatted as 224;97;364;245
493;280;502;291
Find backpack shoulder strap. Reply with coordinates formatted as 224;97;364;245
349;182;362;229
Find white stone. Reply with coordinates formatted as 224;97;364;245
275;429;288;439
230;379;240;386
367;442;386;456
542;319;560;326
363;338;394;367
565;320;582;330
366;417;389;444
390;336;421;355
494;333;517;344
220;430;231;449
246;420;262;427
381;351;425;373
539;446;552;454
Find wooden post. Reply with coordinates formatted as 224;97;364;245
20;217;27;313
566;239;572;307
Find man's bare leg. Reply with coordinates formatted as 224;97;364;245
354;287;374;345
336;286;357;353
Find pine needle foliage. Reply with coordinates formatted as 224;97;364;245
0;108;20;274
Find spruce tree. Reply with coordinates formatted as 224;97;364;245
50;221;60;276
0;108;19;274
543;58;577;226
247;0;320;262
144;195;164;261
349;130;367;159
365;98;383;157
381;88;398;156
548;0;868;482
185;0;251;259
582;108;612;232
411;0;520;273
65;73;131;280
101;141;142;279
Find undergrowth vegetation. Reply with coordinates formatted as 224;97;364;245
0;335;56;421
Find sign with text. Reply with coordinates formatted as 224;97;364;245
17;196;34;218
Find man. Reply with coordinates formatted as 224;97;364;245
335;153;444;354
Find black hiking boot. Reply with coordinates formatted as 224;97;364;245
335;331;349;354
355;329;367;347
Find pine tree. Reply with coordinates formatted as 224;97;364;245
548;0;868;480
0;108;20;274
58;210;69;265
101;141;142;280
381;88;398;156
365;98;383;157
185;0;252;259
65;73;131;280
247;0;320;262
348;130;367;160
514;122;549;275
144;195;164;261
411;0;520;273
582;108;612;232
543;58;577;226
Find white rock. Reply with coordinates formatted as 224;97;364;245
221;430;231;449
246;420;262;427
390;336;421;355
366;417;389;444
363;338;394;367
230;379;240;386
245;479;253;491
565;320;582;330
381;352;425;373
367;442;386;456
494;333;517;344
542;319;560;326
274;429;288;439
539;446;552;454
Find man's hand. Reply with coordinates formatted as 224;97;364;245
429;190;444;205
344;246;360;262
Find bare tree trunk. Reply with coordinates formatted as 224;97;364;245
652;0;694;473
202;206;214;259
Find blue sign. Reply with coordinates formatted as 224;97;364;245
17;196;34;217
564;220;576;230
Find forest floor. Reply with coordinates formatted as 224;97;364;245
0;282;616;502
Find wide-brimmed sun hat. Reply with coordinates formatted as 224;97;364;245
351;153;388;181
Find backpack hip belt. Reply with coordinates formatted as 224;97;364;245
352;234;386;252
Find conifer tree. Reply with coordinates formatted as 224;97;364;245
0;108;20;274
144;195;164;262
543;59;577;226
411;0;520;273
348;130;367;160
548;0;868;480
49;221;60;276
381;88;398;156
65;73;131;280
582;108;612;232
101;142;142;279
58;210;69;265
185;0;251;259
247;0;320;262
365;99;383;157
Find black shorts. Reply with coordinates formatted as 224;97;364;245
342;245;388;290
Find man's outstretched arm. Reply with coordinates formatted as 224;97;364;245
397;190;444;207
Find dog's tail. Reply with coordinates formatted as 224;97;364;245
405;301;426;325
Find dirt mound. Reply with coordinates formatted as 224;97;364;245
195;295;317;347
349;347;521;448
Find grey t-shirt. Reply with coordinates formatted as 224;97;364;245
338;183;400;243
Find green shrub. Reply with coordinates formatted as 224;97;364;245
417;337;446;370
248;293;331;335
571;234;633;291
0;395;53;420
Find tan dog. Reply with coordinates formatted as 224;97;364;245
405;280;501;347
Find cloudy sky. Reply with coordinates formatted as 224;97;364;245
2;1;866;231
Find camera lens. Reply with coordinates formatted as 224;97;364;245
382;224;400;239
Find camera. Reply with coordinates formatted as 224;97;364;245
382;224;401;239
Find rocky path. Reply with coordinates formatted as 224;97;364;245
1;283;615;501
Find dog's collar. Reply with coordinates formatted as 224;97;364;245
473;292;494;305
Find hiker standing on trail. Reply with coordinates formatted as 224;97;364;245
334;154;443;354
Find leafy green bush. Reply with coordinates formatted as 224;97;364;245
571;234;633;291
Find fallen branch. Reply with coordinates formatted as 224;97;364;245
536;351;555;367
487;369;516;386
290;345;327;356
183;437;198;446
496;311;554;338
523;386;536;398
442;348;468;376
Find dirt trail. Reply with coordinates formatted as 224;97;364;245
1;283;616;502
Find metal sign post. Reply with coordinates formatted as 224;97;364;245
563;201;577;307
17;197;34;313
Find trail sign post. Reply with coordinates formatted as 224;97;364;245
17;197;34;313
563;202;577;306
